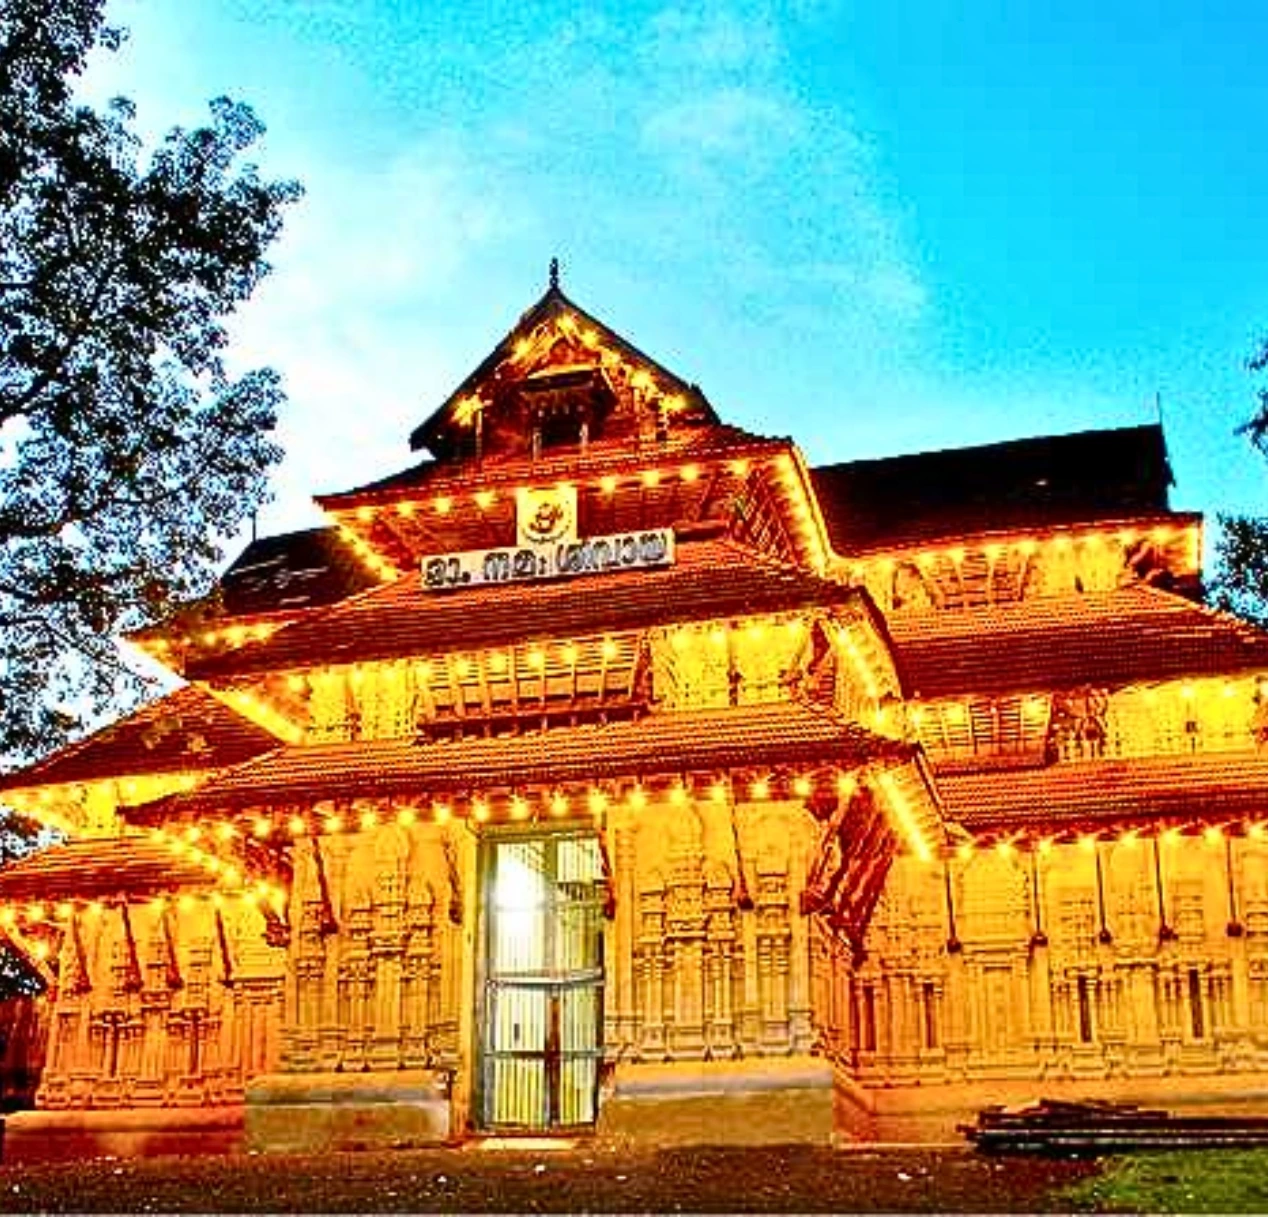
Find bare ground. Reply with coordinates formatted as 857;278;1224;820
0;1144;1099;1213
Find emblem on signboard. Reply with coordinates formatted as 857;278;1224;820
516;485;578;547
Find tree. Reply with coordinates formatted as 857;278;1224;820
0;0;300;760
1211;337;1268;628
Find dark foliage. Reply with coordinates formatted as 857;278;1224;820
0;0;299;760
1211;337;1268;627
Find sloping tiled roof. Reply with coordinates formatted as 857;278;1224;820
813;424;1173;554
939;750;1268;833
886;586;1268;700
187;539;859;679
318;426;777;506
219;527;379;616
0;687;279;793
134;703;912;816
0;838;214;902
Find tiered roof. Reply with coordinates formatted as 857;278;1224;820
0;687;277;793
131;703;913;818
0;837;216;901
187;537;860;681
887;585;1268;701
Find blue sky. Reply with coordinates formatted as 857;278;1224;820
89;0;1268;553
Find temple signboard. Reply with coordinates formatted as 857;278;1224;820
421;528;675;591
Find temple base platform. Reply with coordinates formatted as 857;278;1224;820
244;1070;452;1153
835;1070;1268;1144
2;1105;243;1163
596;1056;835;1147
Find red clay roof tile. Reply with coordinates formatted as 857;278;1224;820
0;838;215;902
887;586;1268;700
134;703;911;816
188;539;859;679
938;750;1268;833
0;687;279;793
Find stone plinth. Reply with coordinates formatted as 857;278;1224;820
2;1106;243;1163
596;1057;834;1147
245;1070;452;1153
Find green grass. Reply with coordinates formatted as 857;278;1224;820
1062;1148;1268;1213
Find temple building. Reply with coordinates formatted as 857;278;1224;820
1;274;1267;1158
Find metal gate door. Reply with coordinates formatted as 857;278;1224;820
478;832;604;1130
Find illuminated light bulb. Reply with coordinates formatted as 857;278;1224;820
917;552;935;569
287;673;305;693
709;627;727;647
150;896;166;913
600;476;618;495
873;706;887;727
435;496;452;515
948;547;965;564
222;866;241;887
836;774;857;798
1053;534;1071;550
454;657;470;679
418;660;434;682
288;816;307;837
178;894;195;913
558;311;577;333
202;630;218;646
710;781;727;804
1223;682;1236;699
252;818;272;839
356;506;373;523
750;777;770;800
1085;533;1103;548
32;942;49;961
681;464;700;483
550;792;569;817
601;638;617;661
397;807;416;827
628;786;647;810
396;500;416;518
946;704;967;725
582;328;598;346
1120;831;1139;850
510;796;529;821
474;491;495;510
1250;822;1266;841
1181;683;1195;700
513;337;532;359
216;823;236;843
1163;827;1181;846
528;649;545;670
957;842;974;861
562;644;577;664
1018;539;1037;556
588;789;608;815
1079;834;1097;852
730;459;750;476
996;841;1014;858
746;621;765;641
670;783;688;806
0;909;14;928
433;803;451;825
360;810;379;831
55;902;72;920
671;630;688;652
86;900;103;918
240;889;258;906
324;813;344;834
984;544;1003;562
910;705;925;725
1024;698;1046;719
472;798;490;823
206;857;223;875
490;652;508;674
642;469;661;488
793;776;812;798
1204;825;1223;846
1152;527;1173;544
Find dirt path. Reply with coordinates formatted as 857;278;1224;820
0;1145;1098;1212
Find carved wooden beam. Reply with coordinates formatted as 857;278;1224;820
69;910;92;995
729;804;753;912
596;821;617;921
215;906;235;988
311;836;339;937
160;907;184;991
442;831;463;926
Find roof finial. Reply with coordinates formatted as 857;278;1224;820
549;256;560;291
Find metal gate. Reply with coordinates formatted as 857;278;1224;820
477;831;604;1130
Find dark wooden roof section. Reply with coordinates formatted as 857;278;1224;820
132;703;913;816
813;424;1174;554
887;586;1268;700
186;539;861;680
0;838;214;902
940;750;1268;833
219;527;379;617
0;687;278;793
